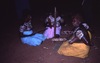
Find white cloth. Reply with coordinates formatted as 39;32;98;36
45;15;63;27
56;16;61;21
45;15;54;23
56;26;61;35
82;23;89;29
43;26;61;39
43;27;54;39
56;16;63;27
20;25;26;33
19;21;32;33
76;30;84;39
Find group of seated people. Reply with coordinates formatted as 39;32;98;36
19;12;92;58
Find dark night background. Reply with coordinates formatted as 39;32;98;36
1;0;100;63
1;0;100;35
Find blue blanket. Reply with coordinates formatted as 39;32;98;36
21;33;46;46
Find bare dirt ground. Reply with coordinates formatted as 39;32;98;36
1;16;100;63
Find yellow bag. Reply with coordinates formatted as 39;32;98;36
57;41;90;58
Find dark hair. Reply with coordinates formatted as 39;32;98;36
22;9;32;19
72;14;84;22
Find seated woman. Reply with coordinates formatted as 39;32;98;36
57;14;92;58
43;14;55;39
43;13;64;39
19;14;46;46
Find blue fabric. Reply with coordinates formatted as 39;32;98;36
32;33;46;41
23;30;33;35
21;33;46;46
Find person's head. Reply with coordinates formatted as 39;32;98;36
27;14;32;20
25;14;32;22
72;14;83;27
48;13;53;17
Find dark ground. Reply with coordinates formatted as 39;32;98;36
1;0;100;63
1;15;100;63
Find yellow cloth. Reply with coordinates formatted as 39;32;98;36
57;42;90;58
88;31;92;40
